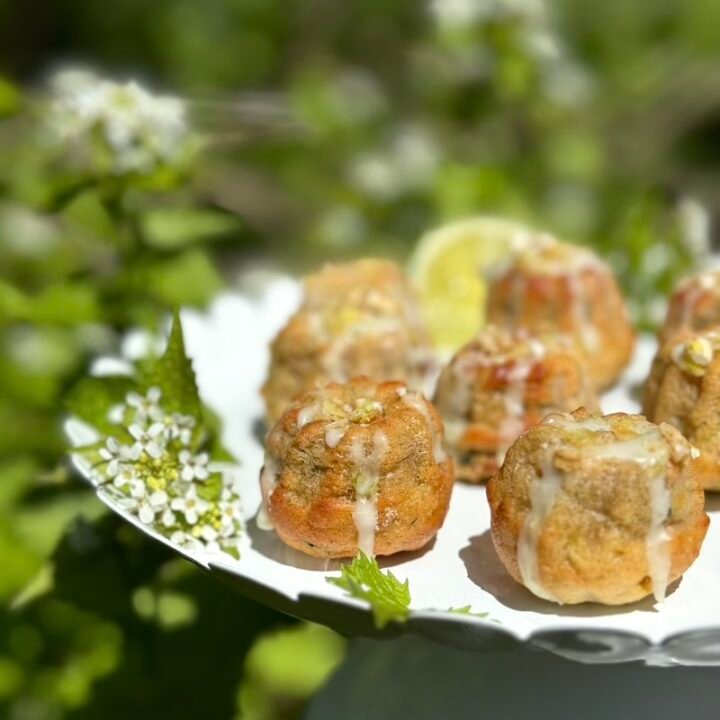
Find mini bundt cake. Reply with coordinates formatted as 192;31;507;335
487;409;708;605
262;259;434;425
659;269;720;346
259;377;454;558
644;327;720;490
433;327;599;483
486;236;634;390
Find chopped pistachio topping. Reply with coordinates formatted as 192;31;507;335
672;333;720;376
355;472;378;498
350;398;383;424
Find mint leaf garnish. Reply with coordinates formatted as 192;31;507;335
327;552;411;628
138;310;201;418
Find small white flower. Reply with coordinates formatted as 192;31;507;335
99;437;137;477
199;525;218;543
179;450;209;482
170;530;203;550
169;413;196;445
161;508;176;528
126;387;163;423
107;404;126;424
129;422;166;459
137;490;169;525
218;499;242;529
112;465;140;491
46;69;191;176
170;485;209;525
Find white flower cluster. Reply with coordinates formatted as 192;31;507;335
430;0;546;29
46;68;192;176
93;387;243;557
349;126;439;201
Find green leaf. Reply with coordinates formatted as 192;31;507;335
65;376;138;434
202;403;236;462
0;76;21;117
61;190;117;241
141;208;241;249
327;552;411;628
138;249;223;308
137;310;202;418
0;280;101;325
238;623;346;719
196;473;222;502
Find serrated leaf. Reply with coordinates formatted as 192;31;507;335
141;208;241;249
327;552;411;628
202;403;236;462
137;310;202;418
65;376;138;434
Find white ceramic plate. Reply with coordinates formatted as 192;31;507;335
67;278;720;666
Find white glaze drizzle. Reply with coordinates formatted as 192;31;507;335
257;453;280;530
297;404;319;429
536;421;672;603
568;271;600;352
350;431;389;556
403;392;447;463
325;421;348;448
517;457;564;602
496;361;532;466
586;429;672;602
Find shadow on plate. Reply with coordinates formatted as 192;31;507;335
247;516;343;572
247;511;437;572
252;417;268;445
377;537;437;569
705;493;720;513
459;530;672;617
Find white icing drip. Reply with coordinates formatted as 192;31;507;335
519;417;673;603
321;317;409;382
568;271;600;352
403;393;447;463
511;272;526;328
350;431;389;556
646;466;672;603
583;428;672;602
297;404;319;429
697;272;719;290
517;457;563;602
543;414;610;432
496;362;531;466
257;454;280;530
325;421;348;448
680;285;702;329
583;432;664;465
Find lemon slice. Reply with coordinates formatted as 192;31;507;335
409;216;533;352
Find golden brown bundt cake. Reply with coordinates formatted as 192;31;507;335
486;236;634;390
262;259;434;425
659;269;720;346
644;327;720;490
259;377;454;558
433;327;599;484
487;409;708;605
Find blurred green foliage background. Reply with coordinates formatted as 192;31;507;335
0;0;717;717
